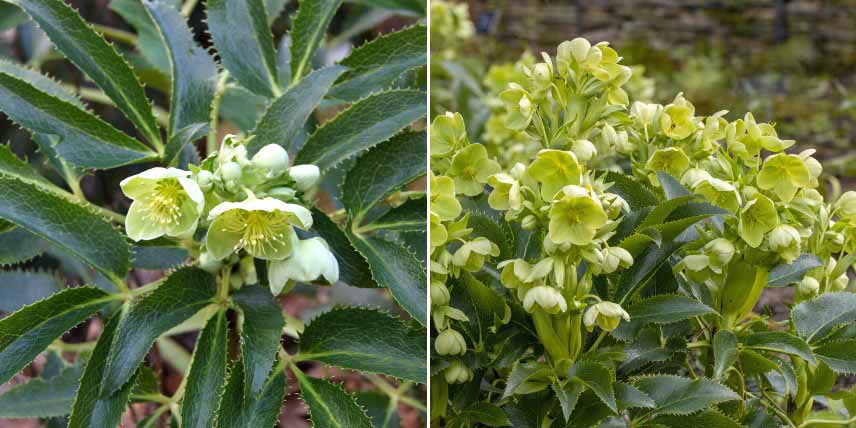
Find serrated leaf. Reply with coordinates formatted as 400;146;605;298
615;241;683;304
744;332;815;364
0;286;111;385
0;2;26;31
368;197;426;232
0;71;156;168
0;363;82;418
504;361;550;398
143;0;218;162
346;231;426;325
0;59;85;108
657;173;690;200
68;310;138;428
290;0;344;83
767;254;823;287
13;0;161;145
248;65;347;155
100;267;216;396
132;239;189;270
299;307;426;383
792;292;856;343
109;0;173;74
330;25;426;101
294;89;426;172
355;391;399;428
180;309;228;428
0;269;62;313
713;330;738;379
311;208;375;288
232;283;284;399
215;358;287;427
602;171;658;210
615;382;655;410
651;411;747;428
457;402;510;427
633;375;739;416
569;360;617;413
451;273;509;346
351;0;424;14
814;339;856;374
208;0;279;97
294;371;373;428
553;380;584;422
343;130;425;218
626;295;715;325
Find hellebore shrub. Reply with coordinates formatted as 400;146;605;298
430;37;856;428
0;0;427;426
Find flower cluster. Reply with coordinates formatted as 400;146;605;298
121;136;338;295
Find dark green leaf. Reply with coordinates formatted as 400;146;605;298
346;231;426;325
615;241;683;304
792;292;856;343
633;375;739;416
0;269;62;313
208;0;279;97
457;402;510;427
181;310;228;428
350;0;424;14
503;361;550;398
132;240;189;270
294;371;373;428
232;283;284;399
0;363;82;418
68;310;138;428
295;89;426;172
0;2;26;31
0;58;85;108
626;295;715;325
311;208;375;288
163;122;209;166
651;411;747;428
713;330;738;379
355;391;399;428
767;254;823;287
0;286;111;385
343;130;425;217
744;332;815;364
0;71;156;168
369;197;426;232
569;360;616;413
602;171;658;210
110;0;173;74
213;359;287;427
248;65;347;155
814;339;856;374
330;25;426;101
615;382;655;410
553;380;584;422
452;273;509;345
657;173;689;200
14;0;161;145
290;0;344;82
100;267;216;396
299;307;426;383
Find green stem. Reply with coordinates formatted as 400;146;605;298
207;73;230;156
798;416;856;428
91;24;138;45
532;310;568;364
128;276;167;297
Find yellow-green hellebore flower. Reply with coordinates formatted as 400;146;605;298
528;149;582;201
206;197;312;260
435;328;467;355
571;139;597;163
448;144;501;196
430;173;462;222
487;173;522;212
766;224;801;263
121;167;205;242
738;194;779;248
497;258;552;289
452;237;500;272
757;153;811;203
444;359;473;384
583;301;629;332
430;112;467;157
836;191;856;218
704;238;735;272
659;96;697;140
681;168;713;189
694;177;741;213
499;84;536;131
268;236;339;295
522;285;567;314
548;186;608;246
430;213;448;248
431;280;450;306
630;101;662;129
645;147;691;184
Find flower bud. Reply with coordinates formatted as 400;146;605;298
195;170;214;191
431;281;451;306
571;139;597;163
444;360;473;384
600;193;628;219
522;286;567;314
826;231;845;252
239;256;258;285
567;38;591;62
704;238;736;268
521;214;538;230
288;164;320;191
767;224;801;263
220;161;242;182
435;329;467;356
606;247;633;269
252;144;290;175
798;276;819;296
583;301;629;332
532;62;552;90
837;191;856;218
831;274;849;292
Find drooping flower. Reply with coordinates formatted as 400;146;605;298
444;359;473;384
500;84;536;130
121;167;204;241
435;328;467;355
430;173;462;222
206;197;312;260
528;149;582;201
522;285;567;314
452;237;500;272
487;173;522;211
757;154;811;203
738;194;779;248
430;112;468;157
548;186;608;245
448;144;500;196
645;147;690;184
583;301;629;332
766;224;802;263
694;177;741;213
268;236;339;295
836;191;856;217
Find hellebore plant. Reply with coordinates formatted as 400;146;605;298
431;36;856;428
0;0;427;426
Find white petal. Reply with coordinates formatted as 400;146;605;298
120;167;190;188
288;164;320;191
178;177;205;212
208;197;312;229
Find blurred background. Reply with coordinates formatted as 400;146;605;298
0;1;425;427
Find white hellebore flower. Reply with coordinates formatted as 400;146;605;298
288;164;321;191
268;236;339;295
522;286;567;314
583;301;630;332
252;144;290;175
120;167;204;241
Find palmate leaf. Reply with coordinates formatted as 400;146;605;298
295;370;373;428
143;0;218;162
231;283;285;400
100;267;217;396
0;287;113;385
294;89;426;172
330;25;426;101
290;0;344;83
0;359;83;418
299;307;427;383
343;131;426;219
0;71;157;169
208;0;279;97
181;309;228;428
215;359;287;428
11;0;162;146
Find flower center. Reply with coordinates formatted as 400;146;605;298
142;179;186;225
223;210;290;255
